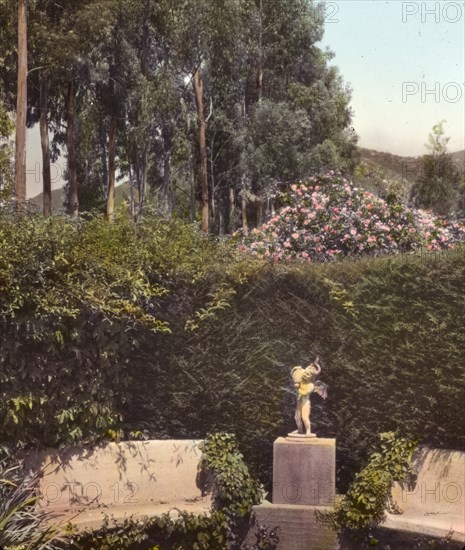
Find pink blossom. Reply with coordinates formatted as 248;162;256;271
239;172;465;262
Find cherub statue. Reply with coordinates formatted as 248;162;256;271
290;357;328;437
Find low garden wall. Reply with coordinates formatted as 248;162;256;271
26;439;211;531
384;446;465;543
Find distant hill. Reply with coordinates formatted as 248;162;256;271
450;149;465;167
359;147;465;184
29;187;64;212
29;181;132;213
358;148;421;184
29;148;465;211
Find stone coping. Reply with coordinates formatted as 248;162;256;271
47;501;212;532
276;436;336;446
383;511;465;543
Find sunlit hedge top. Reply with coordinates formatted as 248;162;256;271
240;172;465;262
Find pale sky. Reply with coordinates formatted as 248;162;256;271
320;0;465;156
26;0;465;197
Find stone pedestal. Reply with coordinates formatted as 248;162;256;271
273;437;336;506
246;437;338;549
250;501;338;550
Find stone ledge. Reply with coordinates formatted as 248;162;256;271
383;511;465;543
46;501;212;533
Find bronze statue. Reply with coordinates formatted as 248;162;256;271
289;357;328;438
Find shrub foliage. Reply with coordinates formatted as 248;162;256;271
240;172;465;262
1;210;465;495
318;432;418;532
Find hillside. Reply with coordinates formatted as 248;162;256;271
29;181;132;213
359;147;465;182
29;148;465;211
358;148;421;184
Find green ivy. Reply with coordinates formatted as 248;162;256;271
318;432;418;535
199;433;265;518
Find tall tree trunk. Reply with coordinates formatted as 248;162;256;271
15;0;27;209
256;196;264;226
190;156;196;223
257;66;263;102
39;75;51;217
99;119;108;198
218;197;224;235
162;151;170;215
128;164;135;220
193;67;209;233
241;195;248;235
66;79;78;217
210;139;216;232
228;186;235;233
241;177;248;236
106;115;117;220
138;148;148;219
257;62;263;104
266;195;271;221
256;0;264;103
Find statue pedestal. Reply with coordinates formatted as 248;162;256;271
245;437;338;549
273;436;336;506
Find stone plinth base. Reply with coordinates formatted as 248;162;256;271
247;501;339;550
273;437;336;506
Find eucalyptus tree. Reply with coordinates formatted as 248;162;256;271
15;0;27;209
28;0;71;215
122;0;190;218
0;102;14;201
165;0;214;232
25;0;92;217
0;2;15;202
74;0;141;219
158;0;256;233
245;0;356;222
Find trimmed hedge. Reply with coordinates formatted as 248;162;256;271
1;212;464;492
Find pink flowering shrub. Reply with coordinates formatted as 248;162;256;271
240;172;465;262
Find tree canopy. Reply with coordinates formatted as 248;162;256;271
0;0;357;231
410;121;464;214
